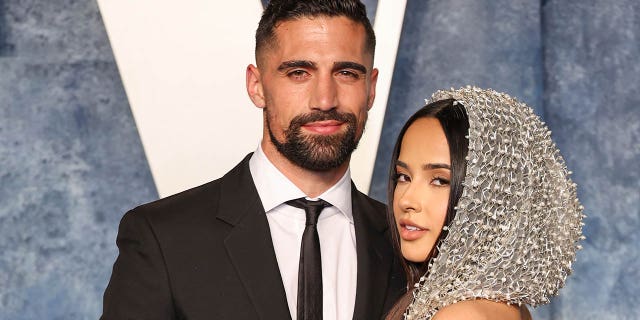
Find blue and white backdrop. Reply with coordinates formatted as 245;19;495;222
1;0;638;319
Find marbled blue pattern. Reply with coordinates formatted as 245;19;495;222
535;1;640;319
0;0;157;319
370;0;640;319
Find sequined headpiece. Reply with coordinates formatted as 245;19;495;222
404;86;585;319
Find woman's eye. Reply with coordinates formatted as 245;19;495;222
396;173;411;183
431;177;450;186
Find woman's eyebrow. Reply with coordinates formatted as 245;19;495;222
395;160;450;170
423;163;451;170
395;160;409;169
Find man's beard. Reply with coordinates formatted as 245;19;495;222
267;109;363;171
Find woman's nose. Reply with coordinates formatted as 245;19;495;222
397;184;422;214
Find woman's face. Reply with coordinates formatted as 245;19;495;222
393;117;451;263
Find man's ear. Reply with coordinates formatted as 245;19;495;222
367;67;379;110
246;64;265;108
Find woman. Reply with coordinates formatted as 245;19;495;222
385;87;585;319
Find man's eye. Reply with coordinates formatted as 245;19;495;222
288;70;308;79
337;70;359;79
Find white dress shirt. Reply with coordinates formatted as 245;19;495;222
249;145;357;320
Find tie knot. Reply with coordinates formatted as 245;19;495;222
286;198;331;225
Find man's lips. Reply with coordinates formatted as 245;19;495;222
301;120;344;134
398;218;429;241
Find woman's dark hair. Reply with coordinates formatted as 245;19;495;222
385;99;469;319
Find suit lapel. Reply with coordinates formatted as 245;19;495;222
214;157;396;319
217;155;292;320
351;184;394;319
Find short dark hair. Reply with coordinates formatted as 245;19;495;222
255;0;376;63
385;99;469;318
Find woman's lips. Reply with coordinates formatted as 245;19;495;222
398;219;428;241
302;120;344;134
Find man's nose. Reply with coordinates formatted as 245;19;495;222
311;73;338;111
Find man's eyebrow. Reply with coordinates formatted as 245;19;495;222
334;61;368;74
277;60;316;71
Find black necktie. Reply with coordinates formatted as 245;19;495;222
286;198;331;320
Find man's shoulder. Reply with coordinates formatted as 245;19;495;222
127;177;224;223
127;154;254;223
351;185;386;212
350;184;389;234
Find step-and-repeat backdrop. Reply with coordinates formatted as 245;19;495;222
1;0;638;318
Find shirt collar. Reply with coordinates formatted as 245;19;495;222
249;145;353;222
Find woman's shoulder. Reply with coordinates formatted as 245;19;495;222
432;299;524;320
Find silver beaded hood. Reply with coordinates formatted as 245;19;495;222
404;87;585;319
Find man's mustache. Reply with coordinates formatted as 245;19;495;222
288;110;356;130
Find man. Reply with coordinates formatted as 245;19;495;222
101;1;404;319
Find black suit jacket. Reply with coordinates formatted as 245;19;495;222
102;154;405;319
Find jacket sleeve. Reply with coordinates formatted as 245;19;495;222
381;247;408;318
101;209;175;320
